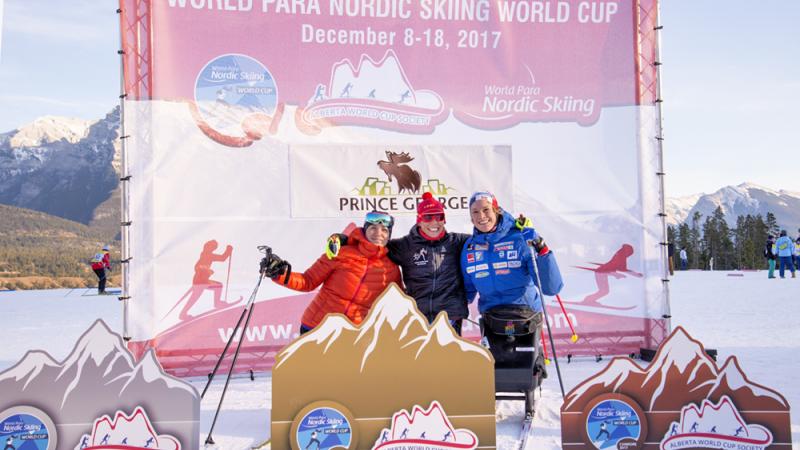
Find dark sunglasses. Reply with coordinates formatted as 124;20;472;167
420;214;445;222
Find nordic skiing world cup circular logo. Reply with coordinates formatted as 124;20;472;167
0;406;57;450
194;54;278;144
584;394;646;450
291;402;356;450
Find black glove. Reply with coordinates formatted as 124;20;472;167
260;254;289;278
527;235;549;255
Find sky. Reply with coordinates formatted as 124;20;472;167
0;1;797;197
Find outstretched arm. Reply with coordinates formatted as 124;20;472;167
273;254;335;292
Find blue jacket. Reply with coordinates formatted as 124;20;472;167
460;211;563;313
775;236;795;257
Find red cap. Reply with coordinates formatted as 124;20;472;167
417;192;445;223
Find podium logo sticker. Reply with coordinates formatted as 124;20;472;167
660;395;773;450
292;403;355;450
584;395;644;450
0;406;57;450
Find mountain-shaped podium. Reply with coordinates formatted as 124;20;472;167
0;319;199;448
561;326;791;448
563;327;788;413
271;284;496;450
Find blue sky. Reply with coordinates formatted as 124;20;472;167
0;1;797;197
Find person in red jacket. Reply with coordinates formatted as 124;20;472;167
265;211;402;333
90;245;112;294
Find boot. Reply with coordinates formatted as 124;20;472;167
793;272;797;278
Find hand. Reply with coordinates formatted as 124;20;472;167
527;235;549;255
515;214;532;231
260;254;289;278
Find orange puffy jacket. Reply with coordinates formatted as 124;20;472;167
273;228;402;329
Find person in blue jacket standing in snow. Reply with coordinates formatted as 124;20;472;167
460;191;563;315
774;230;796;278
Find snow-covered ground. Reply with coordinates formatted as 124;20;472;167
1;271;798;449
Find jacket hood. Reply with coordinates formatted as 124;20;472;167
350;227;390;258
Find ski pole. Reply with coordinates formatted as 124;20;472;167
203;265;267;445
529;249;566;400
200;270;264;399
554;294;578;343
539;332;550;365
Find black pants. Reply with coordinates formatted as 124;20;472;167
93;268;106;293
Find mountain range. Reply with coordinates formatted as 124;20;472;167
0;108;120;231
666;182;800;231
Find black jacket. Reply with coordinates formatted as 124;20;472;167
764;240;777;260
388;226;470;323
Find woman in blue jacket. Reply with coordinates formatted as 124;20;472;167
460;192;563;314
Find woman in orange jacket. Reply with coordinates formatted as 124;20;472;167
266;211;402;333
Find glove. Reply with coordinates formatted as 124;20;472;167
515;214;532;231
260;254;289;278
325;233;348;259
528;235;549;256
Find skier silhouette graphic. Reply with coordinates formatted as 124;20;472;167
573;244;643;309
734;426;744;436
442;431;452;441
594;421;611;440
121;437;128;445
381;430;389;442
690;422;698;433
709;426;717;433
400;429;408;439
340;83;353;98
163;240;242;321
399;90;411;103
100;434;110;445
144;437;154;448
670;423;678;436
313;85;326;102
420;432;426;439
368;89;376;98
80;436;89;449
305;430;321;449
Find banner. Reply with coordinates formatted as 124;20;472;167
120;0;668;376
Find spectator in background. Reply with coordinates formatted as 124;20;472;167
679;247;688;271
764;234;778;278
794;237;800;276
765;235;777;279
90;245;112;294
774;230;795;279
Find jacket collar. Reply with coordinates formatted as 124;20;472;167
351;228;389;258
472;211;515;244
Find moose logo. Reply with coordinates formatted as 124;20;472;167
377;151;422;194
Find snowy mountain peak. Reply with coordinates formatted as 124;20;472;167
666;182;800;230
357;284;423;335
9;115;93;147
647;327;709;375
0;350;59;388
61;319;133;370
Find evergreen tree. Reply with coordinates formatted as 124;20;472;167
766;212;780;238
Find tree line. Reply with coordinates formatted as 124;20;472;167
669;206;782;270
